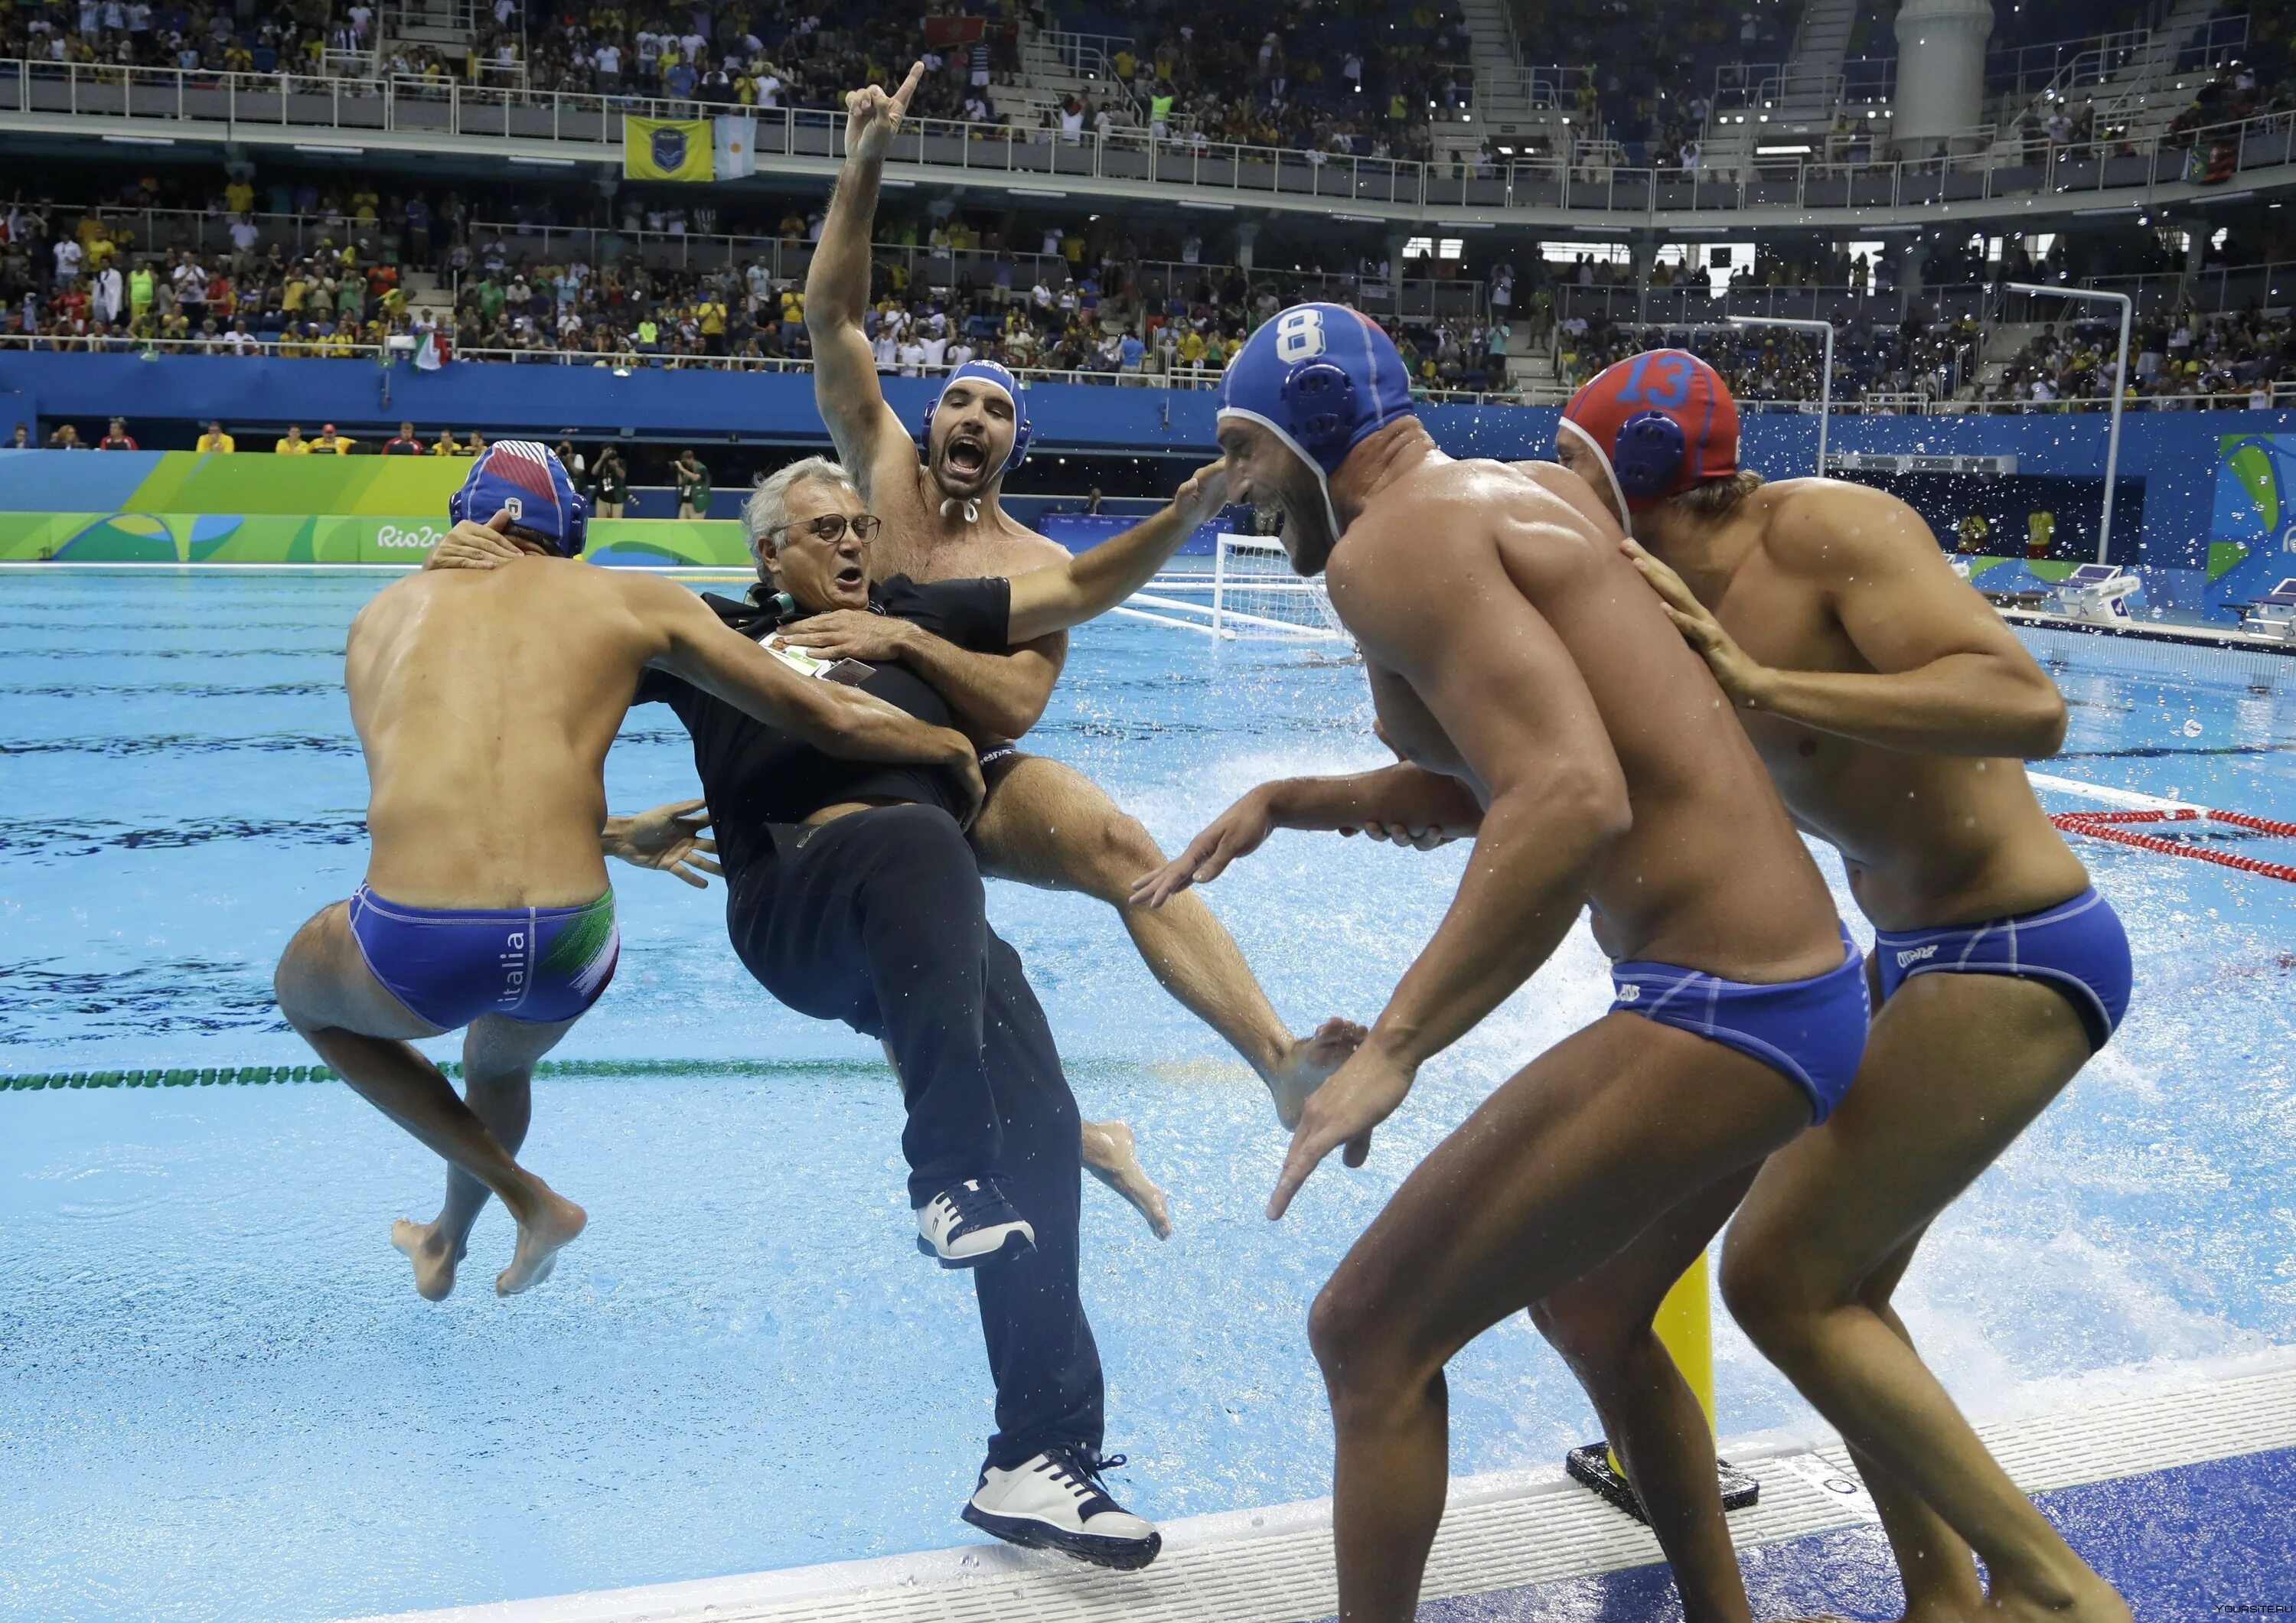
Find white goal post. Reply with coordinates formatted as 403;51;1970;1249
1121;533;1350;641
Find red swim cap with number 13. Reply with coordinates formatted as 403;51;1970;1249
1558;349;1740;517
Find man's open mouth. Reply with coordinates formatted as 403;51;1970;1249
944;436;989;478
834;562;866;590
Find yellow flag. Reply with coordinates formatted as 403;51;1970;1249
624;116;713;182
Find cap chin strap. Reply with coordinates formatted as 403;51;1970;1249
1216;406;1342;553
1556;416;1634;540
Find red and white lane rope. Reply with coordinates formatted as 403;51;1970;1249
2030;771;2296;883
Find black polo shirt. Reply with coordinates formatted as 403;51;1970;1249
632;574;1010;878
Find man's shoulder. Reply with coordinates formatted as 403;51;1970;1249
1756;477;1932;576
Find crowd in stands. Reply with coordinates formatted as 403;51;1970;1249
5;166;2294;411
1555;314;1982;405
1988;311;2296;408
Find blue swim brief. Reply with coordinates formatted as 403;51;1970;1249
1609;929;1871;1124
347;885;620;1030
1872;887;2131;1054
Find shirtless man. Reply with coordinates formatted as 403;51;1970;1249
273;443;976;1299
801;64;1357;1125
1548;350;2131;1623
1133;306;1871;1622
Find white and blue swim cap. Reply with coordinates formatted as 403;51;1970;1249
919;359;1032;473
449;439;589;557
1216;303;1415;536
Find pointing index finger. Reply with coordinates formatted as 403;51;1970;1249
889;60;925;119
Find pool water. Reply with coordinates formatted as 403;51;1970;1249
2;574;2292;1623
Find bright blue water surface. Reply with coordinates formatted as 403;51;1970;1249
3;573;2293;1623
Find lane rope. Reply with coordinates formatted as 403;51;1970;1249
2051;807;2296;884
0;1057;848;1092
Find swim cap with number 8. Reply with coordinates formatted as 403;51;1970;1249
1218;302;1417;474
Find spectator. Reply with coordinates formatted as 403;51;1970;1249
382;421;425;455
275;424;309;454
592;446;630;517
194;420;236;453
461;432;487;456
7;425;29;450
47;424;87;448
429;428;460;455
309;422;355;454
97;416;139;450
673;448;712;518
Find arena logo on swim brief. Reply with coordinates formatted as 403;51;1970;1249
1895;943;1940;968
1616;983;1641;1003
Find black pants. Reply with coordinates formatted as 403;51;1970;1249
725;803;1104;1468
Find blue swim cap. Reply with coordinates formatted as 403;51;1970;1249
449;439;589;557
920;359;1032;473
1217;303;1414;537
1218;304;1415;473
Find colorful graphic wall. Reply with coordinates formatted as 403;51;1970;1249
2209;432;2296;616
0;511;748;566
0;451;749;566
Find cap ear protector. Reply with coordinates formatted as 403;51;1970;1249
919;367;1031;474
1612;410;1688;504
1281;361;1361;466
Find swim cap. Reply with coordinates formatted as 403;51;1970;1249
1217;302;1415;536
449;439;589;556
920;359;1032;473
1557;350;1740;522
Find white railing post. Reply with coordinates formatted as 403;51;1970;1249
2008;283;2130;565
1729;314;1833;474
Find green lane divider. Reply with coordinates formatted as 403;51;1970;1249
1;1058;866;1091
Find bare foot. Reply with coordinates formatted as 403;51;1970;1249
391;1217;465;1302
494;1188;587;1296
1261;1018;1368;1129
1081;1119;1172;1240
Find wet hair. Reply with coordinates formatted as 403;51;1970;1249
1668;468;1765;519
742;455;857;572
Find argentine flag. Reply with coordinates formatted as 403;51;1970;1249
713;115;757;181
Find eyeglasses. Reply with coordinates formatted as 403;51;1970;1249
770;513;881;545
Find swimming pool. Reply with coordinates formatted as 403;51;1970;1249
3;572;2292;1623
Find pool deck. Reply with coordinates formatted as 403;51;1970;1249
360;1347;2296;1623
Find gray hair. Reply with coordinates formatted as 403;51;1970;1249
742;455;859;571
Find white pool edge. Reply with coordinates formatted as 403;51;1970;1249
354;1342;2296;1623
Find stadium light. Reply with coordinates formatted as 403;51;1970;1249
2008;282;2131;564
1727;314;1834;476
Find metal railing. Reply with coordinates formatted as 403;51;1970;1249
1027;29;1131;83
0;57;2291;220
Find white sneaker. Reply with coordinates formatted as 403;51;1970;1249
962;1445;1161;1570
915;1178;1035;1269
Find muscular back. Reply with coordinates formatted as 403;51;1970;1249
348;559;653;909
1339;458;1840;980
1692;480;2086;929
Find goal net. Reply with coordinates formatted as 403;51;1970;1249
1127;533;1349;640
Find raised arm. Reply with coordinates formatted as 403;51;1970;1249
805;63;925;480
1269;519;1632;1217
1628;484;2067;758
1004;460;1229;641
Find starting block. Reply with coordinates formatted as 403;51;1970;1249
2045;563;2143;624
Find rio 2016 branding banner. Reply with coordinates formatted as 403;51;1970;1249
2210;432;2296;614
0;512;750;566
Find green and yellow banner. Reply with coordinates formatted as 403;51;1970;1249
623;116;714;182
0;513;749;567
